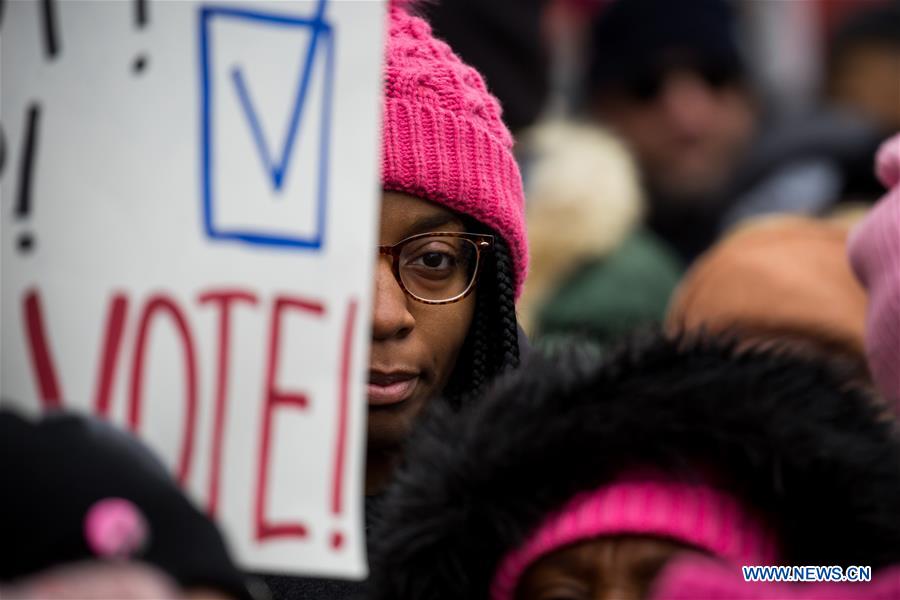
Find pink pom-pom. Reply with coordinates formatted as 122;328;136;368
83;498;149;558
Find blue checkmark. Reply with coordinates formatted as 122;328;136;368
199;0;334;250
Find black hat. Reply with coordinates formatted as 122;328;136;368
0;409;252;599
589;0;745;96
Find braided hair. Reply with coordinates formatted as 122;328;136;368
444;232;521;407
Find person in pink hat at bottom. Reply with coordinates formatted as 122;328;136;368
849;133;900;412
369;332;900;600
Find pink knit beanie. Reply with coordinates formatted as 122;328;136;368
382;2;529;297
848;133;900;409
491;475;780;600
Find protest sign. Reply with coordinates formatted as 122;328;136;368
1;0;385;578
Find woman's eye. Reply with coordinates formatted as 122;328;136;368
418;252;452;269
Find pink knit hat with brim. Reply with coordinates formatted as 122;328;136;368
382;2;529;298
849;133;900;409
491;475;780;600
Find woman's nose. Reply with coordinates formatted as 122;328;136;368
371;258;415;341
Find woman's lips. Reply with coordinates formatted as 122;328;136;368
367;372;419;406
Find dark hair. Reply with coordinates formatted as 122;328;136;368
588;0;744;98
443;233;521;408
370;332;900;599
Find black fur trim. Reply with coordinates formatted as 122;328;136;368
370;332;900;600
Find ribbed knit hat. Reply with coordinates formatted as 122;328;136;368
849;133;900;409
382;2;528;297
491;475;779;600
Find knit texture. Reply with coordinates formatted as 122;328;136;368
849;133;900;409
382;4;528;297
490;477;778;600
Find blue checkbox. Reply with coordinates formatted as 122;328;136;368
199;1;334;251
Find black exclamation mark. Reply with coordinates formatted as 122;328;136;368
133;0;148;75
16;104;41;253
40;0;60;59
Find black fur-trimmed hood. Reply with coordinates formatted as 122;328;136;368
370;333;900;600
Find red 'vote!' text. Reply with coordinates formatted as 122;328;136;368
21;287;358;550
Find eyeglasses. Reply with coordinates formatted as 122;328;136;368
378;232;494;305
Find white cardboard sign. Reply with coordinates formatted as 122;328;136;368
1;0;385;579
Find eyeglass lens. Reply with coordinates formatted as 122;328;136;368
397;235;479;302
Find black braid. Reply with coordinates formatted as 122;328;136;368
493;239;520;373
467;290;490;396
444;233;520;408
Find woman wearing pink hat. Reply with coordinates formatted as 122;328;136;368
365;0;529;496
264;3;528;597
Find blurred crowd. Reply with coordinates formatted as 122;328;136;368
2;0;899;599
482;0;899;343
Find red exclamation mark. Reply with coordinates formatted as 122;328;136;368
330;298;357;550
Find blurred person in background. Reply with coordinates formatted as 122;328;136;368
517;120;682;345
666;214;873;392
586;0;885;263
587;0;756;261
370;334;900;599
0;410;252;600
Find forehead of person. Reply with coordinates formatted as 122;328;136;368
367;191;476;461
